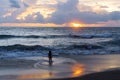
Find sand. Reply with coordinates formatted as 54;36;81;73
49;70;120;80
0;54;120;80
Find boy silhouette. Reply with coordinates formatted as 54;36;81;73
48;51;53;66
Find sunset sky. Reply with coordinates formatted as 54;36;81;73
0;0;120;27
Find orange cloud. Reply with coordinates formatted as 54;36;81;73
16;0;68;20
17;6;56;20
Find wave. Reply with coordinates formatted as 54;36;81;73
0;35;17;39
100;39;120;46
0;34;69;39
0;43;104;52
64;44;103;50
0;35;41;39
77;34;113;38
0;44;49;51
0;43;119;58
0;34;116;39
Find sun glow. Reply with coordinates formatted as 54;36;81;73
72;64;85;77
70;22;83;28
72;23;81;27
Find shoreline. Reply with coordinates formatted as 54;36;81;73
49;69;120;80
0;54;120;80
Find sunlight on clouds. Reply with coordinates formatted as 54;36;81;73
17;6;56;20
33;15;37;19
16;0;68;20
3;9;17;18
39;7;56;19
3;13;12;18
0;0;120;27
36;0;57;5
16;0;62;20
78;0;120;13
35;0;67;5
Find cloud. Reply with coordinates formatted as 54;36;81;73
16;6;56;20
24;12;45;23
23;2;29;7
46;0;108;24
100;6;109;8
0;0;120;27
9;0;20;8
109;11;120;20
47;0;79;24
46;0;120;24
6;0;120;24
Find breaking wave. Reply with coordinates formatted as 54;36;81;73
0;44;49;51
0;39;120;58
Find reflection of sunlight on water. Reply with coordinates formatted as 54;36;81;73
16;56;85;80
17;72;55;79
95;65;119;72
72;63;85;77
17;63;85;79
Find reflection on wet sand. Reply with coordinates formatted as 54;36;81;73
17;63;85;80
1;55;120;80
17;72;55;80
72;63;85;77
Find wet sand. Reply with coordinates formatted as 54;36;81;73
0;54;120;80
49;70;120;80
54;54;120;80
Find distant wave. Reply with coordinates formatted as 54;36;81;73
0;35;41;39
0;44;49;51
0;35;17;39
0;34;68;39
0;34;115;39
64;44;103;50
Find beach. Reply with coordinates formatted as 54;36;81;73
0;54;120;80
0;0;120;79
0;27;120;80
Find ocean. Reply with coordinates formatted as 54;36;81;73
0;27;120;58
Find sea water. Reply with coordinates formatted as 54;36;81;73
0;27;120;58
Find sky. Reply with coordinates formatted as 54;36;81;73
0;0;120;27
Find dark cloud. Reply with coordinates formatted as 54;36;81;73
57;0;79;10
47;0;108;24
9;0;20;8
109;11;120;20
47;0;80;24
23;2;29;7
75;12;109;23
46;0;120;24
